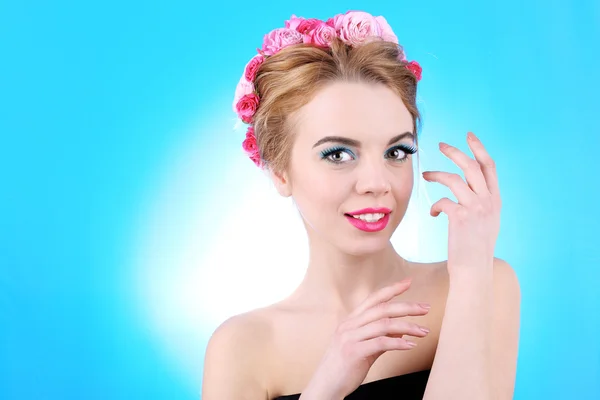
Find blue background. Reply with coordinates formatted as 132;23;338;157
1;0;599;399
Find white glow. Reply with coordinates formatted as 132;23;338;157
129;121;449;390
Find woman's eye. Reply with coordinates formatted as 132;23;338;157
386;144;417;162
388;148;406;160
327;150;353;163
320;147;355;164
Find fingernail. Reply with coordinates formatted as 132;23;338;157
419;303;431;309
467;132;475;140
406;340;418;348
419;326;430;334
439;142;448;149
400;277;412;284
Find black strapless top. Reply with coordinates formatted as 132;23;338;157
273;369;431;400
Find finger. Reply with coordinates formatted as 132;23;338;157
430;197;462;218
466;132;500;197
355;336;417;359
348;279;413;318
350;318;430;342
347;301;430;330
422;171;477;207
438;141;490;195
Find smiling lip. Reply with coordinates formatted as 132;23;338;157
345;213;390;232
344;207;392;233
346;207;392;216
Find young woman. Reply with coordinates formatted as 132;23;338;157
202;10;520;400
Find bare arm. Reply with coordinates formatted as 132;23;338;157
201;314;270;400
423;258;521;400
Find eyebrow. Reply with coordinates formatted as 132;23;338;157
312;132;415;148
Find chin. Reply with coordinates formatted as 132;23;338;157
339;235;391;256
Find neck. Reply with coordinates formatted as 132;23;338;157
295;237;411;316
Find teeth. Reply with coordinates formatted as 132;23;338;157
352;213;385;222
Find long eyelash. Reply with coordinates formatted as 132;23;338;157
387;144;418;161
320;146;354;162
319;144;417;164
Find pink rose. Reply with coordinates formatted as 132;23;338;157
232;76;254;113
406;60;422;81
261;28;303;56
337;11;382;46
244;54;264;82
235;93;260;123
249;152;261;167
296;18;322;34
329;13;345;31
375;16;398;44
304;22;336;47
242;127;261;167
285;14;305;31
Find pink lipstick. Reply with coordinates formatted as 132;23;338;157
345;207;391;232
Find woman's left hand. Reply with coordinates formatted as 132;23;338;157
422;131;502;276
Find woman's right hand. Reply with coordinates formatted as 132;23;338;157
299;278;431;399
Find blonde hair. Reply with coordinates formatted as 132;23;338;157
252;37;421;173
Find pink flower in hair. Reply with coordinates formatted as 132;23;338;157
303;21;336;47
285;14;306;31
235;93;260;123
244;54;264;82
242;127;261;166
286;16;329;45
296;18;322;35
337;11;383;46
375;16;398;44
232;76;254;113
327;13;345;30
285;15;320;33
261;28;303;56
406;60;422;81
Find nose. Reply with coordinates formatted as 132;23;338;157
354;157;392;196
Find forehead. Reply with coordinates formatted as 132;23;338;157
293;81;414;143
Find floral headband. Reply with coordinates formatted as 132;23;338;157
232;11;423;168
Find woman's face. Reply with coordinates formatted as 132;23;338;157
281;81;416;256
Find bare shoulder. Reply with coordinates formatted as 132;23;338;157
490;257;521;326
491;257;520;288
202;308;274;400
411;257;520;304
408;257;518;282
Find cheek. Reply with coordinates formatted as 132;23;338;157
393;168;414;200
295;169;345;206
290;164;350;222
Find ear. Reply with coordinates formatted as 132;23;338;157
269;168;292;197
